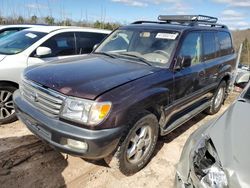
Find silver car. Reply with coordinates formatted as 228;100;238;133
175;83;250;187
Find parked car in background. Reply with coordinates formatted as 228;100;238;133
0;24;41;39
0;26;110;124
14;15;236;175
175;82;250;188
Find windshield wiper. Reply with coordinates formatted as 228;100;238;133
93;52;116;58
118;53;152;66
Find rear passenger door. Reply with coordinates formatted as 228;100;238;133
202;31;235;91
75;32;107;54
173;31;207;107
202;31;219;88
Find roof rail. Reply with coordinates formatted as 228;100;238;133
158;15;218;23
132;21;164;25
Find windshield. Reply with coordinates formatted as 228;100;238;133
95;29;179;67
0;30;18;39
0;30;46;55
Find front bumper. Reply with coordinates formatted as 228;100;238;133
14;91;124;159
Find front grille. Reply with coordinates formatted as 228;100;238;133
21;80;65;117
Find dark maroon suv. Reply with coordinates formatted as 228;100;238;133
14;15;236;175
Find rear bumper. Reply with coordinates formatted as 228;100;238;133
14;91;124;159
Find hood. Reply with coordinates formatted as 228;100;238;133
208;100;250;187
24;55;158;100
0;54;6;62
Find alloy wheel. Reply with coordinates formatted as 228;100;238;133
126;125;153;164
0;90;15;120
214;87;224;109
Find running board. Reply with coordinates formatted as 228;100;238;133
161;101;211;136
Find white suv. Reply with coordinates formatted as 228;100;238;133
0;26;111;124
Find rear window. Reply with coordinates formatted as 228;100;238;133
217;31;233;56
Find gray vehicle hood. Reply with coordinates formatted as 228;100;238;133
208;100;250;187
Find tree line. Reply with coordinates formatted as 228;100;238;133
0;15;120;30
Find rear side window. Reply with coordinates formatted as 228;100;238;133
203;32;217;61
179;32;202;66
217;32;233;56
41;32;76;57
75;32;107;54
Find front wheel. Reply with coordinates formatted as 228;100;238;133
205;81;226;115
105;112;159;175
0;85;18;124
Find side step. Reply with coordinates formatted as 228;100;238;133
161;101;211;136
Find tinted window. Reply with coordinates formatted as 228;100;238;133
41;32;76;57
203;32;217;61
179;32;202;66
217;32;233;56
76;32;107;54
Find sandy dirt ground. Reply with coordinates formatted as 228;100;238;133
0;91;240;188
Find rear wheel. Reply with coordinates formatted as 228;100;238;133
0;85;18;124
105;112;159;175
205;81;226;115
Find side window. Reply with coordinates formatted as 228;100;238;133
217;32;233;56
40;32;76;57
75;32;107;54
179;32;202;66
203;32;217;61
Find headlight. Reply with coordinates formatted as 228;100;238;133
61;97;111;126
191;136;228;188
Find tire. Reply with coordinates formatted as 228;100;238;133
104;112;159;175
0;85;18;124
205;81;226;115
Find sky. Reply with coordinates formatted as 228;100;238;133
0;0;249;30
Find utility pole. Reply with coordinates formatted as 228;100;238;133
248;41;250;68
231;43;243;91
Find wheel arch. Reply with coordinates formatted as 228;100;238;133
0;80;19;89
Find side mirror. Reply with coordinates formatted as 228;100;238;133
36;47;52;57
176;56;191;69
93;43;99;51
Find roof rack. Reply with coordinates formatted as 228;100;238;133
158;15;218;23
131;15;227;29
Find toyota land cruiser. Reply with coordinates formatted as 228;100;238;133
13;15;236;175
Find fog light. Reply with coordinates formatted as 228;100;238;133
61;138;88;150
